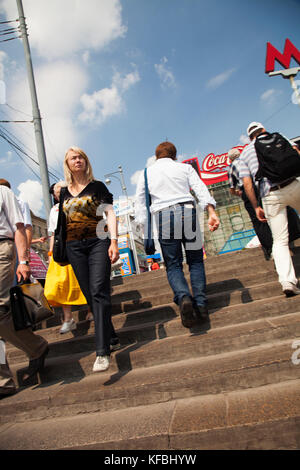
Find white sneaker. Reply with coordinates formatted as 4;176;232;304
59;319;77;334
282;282;300;297
93;355;110;372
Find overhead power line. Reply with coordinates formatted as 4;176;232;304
0;125;61;182
0;107;64;180
0;120;32;123
0;19;20;42
0;19;19;25
263;99;294;125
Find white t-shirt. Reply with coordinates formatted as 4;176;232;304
17;198;32;227
48;203;59;235
0;186;24;239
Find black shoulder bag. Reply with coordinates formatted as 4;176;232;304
144;168;156;256
52;187;69;265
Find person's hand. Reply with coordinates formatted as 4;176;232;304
206;205;220;232
207;208;220;232
108;240;119;264
16;263;31;283
255;206;267;222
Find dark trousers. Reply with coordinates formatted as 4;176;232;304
242;190;273;257
66;237;116;357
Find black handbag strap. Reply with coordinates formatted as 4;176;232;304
144;168;152;239
55;186;67;234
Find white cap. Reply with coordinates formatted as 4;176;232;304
227;148;241;161
247;122;264;137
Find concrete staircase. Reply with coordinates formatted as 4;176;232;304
1;245;300;450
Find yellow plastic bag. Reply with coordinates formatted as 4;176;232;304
44;257;87;306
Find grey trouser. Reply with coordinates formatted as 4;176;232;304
0;240;48;394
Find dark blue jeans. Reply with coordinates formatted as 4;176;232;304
156;204;207;307
66;237;115;357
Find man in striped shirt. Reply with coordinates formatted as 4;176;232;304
239;121;300;297
227;148;273;260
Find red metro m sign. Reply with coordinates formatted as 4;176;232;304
265;39;300;74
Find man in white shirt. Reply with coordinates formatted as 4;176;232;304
239;122;300;297
135;141;219;328
0;184;48;397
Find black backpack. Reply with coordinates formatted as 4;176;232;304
255;132;300;183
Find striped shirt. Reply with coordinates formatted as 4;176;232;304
238;136;296;198
227;160;243;190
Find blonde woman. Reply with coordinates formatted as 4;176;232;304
44;182;91;334
61;147;119;372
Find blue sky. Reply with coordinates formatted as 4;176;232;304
0;0;299;218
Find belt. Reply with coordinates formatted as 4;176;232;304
269;178;296;192
0;238;13;242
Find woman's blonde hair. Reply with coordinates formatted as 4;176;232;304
64;146;95;185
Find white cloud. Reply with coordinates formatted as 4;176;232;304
155;57;176;89
8;60;88;168
206;68;237;89
0;51;7;80
260;88;281;105
260;89;275;101
17;180;43;216
0;151;17;166
239;134;250;145
0;0;128;162
78;70;140;125
130;155;156;187
0;0;127;60
113;69;140;92
82;51;91;65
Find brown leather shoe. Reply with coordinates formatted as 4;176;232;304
23;346;49;381
0;388;17;399
194;305;209;323
179;296;197;328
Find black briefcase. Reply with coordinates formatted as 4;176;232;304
10;281;54;331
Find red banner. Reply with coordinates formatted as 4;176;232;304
183;145;247;186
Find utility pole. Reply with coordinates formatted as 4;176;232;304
105;166;141;275
117;165;140;275
16;0;52;218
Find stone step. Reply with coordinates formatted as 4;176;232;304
110;279;288;315
111;245;300;289
2;336;300;425
35;264;287;331
6;292;300;360
8;312;300;386
31;257;300;332
111;254;300;295
111;267;279;301
2;243;300;450
0;379;299;449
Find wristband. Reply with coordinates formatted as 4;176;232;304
48;251;53;256
19;260;29;266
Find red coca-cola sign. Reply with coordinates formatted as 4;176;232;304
183;145;247;186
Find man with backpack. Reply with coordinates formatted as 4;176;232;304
239;122;300;297
227;148;273;260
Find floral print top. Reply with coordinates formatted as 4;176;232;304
62;180;113;241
